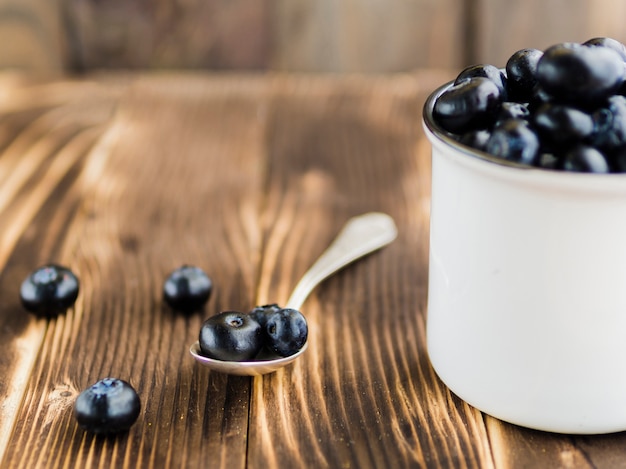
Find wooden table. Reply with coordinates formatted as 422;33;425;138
1;71;625;468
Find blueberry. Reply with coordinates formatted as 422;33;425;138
537;42;624;103
611;147;626;172
433;77;503;133
455;64;508;98
249;303;281;327
74;378;141;435
533;103;594;145
559;145;610;173
496;102;530;124
591;95;626;151
199;311;262;361
537;152;560;169
459;129;491;152
163;265;212;312
505;48;543;102
485;119;540;165
20;264;79;316
264;308;308;357
583;37;626;62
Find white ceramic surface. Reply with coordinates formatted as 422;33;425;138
423;82;626;434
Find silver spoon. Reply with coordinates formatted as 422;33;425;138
189;212;398;376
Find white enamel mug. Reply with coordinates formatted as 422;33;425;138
423;82;626;434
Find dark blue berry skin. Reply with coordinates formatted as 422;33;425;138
74;378;141;435
583;37;626;61
505;48;543;102
433;77;503;133
496;102;530;123
455;64;508;98
459;129;491;152
537;43;624;103
533;103;594;145
163;265;212;312
559;145;610;173
249;303;281;327
611;147;626;172
20;264;79;316
199;311;263;361
485;119;540;165
592;95;626;152
264;308;308;357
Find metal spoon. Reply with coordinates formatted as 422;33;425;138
189;212;398;376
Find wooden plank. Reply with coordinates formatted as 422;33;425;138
0;74;270;467
245;73;494;468
0;78;117;463
61;0;271;71
473;0;626;67
271;0;466;72
0;0;66;72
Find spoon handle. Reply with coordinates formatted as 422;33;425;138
285;212;398;310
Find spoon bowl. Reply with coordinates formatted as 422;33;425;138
189;212;397;375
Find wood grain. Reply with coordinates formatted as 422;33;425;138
61;0;270;71
247;74;493;468
2;71;626;468
270;0;465;72
0;0;66;73
473;0;626;68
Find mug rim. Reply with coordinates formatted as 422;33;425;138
422;80;626;179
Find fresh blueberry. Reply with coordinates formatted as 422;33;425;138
264;308;308;357
74;378;141;435
20;264;79;316
559;145;610;173
537;42;624;103
433;77;503;133
199;311;263;361
583;37;626;61
496;102;530;123
455;64;508;98
533;103;594;145
249;303;281;327
505;48;543;102
485;119;540;165
163;265;212;312
591;95;626;151
459;129;491;152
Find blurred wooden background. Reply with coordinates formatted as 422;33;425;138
2;0;626;74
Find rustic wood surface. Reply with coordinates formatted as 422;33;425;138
3;0;626;73
1;71;626;468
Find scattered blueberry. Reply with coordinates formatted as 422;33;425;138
20;264;79;316
199;311;263;361
74;378;141;435
163;265;212;312
264;308;308;358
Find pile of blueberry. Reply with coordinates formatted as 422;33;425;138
199;304;308;361
19;262;308;434
432;37;626;173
